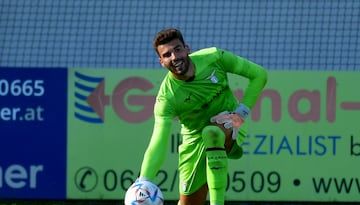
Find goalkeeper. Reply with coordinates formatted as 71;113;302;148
135;28;267;205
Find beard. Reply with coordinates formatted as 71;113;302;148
169;57;190;76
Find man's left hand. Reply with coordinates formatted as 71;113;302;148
210;111;244;140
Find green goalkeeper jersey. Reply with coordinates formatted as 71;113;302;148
140;47;267;180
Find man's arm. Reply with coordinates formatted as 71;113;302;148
139;116;173;180
220;49;268;109
139;91;175;181
211;49;267;136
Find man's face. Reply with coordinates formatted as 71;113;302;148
157;39;190;77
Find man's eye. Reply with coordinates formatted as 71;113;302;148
175;47;183;52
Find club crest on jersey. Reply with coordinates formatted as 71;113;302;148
207;70;218;83
181;181;188;192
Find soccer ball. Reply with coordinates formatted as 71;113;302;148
124;180;164;205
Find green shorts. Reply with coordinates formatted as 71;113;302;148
178;133;207;195
178;123;247;195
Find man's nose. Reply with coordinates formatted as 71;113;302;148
171;52;178;60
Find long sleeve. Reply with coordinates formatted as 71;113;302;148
139;116;173;180
139;90;175;180
220;49;268;109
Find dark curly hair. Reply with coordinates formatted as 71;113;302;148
153;28;185;55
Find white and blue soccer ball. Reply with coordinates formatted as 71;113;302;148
124;180;164;205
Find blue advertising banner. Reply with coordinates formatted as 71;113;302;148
0;67;67;199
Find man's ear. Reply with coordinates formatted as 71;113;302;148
185;44;191;53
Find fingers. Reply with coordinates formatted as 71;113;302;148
231;128;238;140
216;116;231;124
211;111;237;127
210;111;244;133
223;121;233;129
209;111;245;141
210;111;242;140
210;111;230;122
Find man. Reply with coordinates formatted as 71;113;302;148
135;28;267;205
